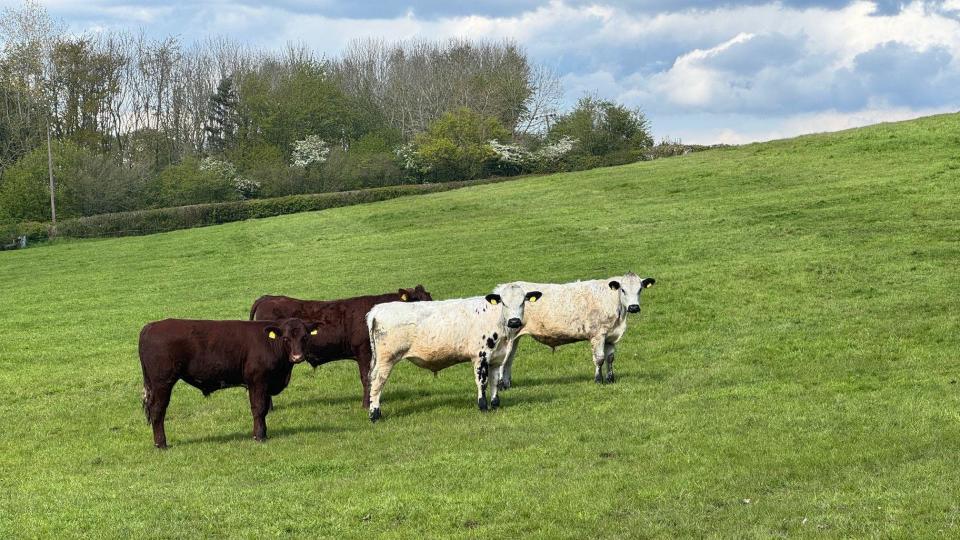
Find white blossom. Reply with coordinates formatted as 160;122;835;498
200;157;260;199
535;136;578;162
291;135;330;167
488;139;532;165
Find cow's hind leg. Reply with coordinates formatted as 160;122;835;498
145;381;174;449
591;336;607;384
356;346;373;409
368;354;398;423
604;342;617;384
248;383;270;442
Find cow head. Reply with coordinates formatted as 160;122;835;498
264;318;319;363
608;273;655;315
485;284;542;333
398;284;433;302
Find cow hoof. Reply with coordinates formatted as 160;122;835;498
478;397;488;412
155;443;168;450
254;436;266;443
370;408;382;423
595;374;603;384
491;396;500;410
606;373;616;384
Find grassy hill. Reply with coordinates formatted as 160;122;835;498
1;114;958;538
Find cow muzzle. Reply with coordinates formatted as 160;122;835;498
507;318;523;329
290;354;304;363
627;305;641;314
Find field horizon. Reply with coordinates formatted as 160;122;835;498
2;112;958;538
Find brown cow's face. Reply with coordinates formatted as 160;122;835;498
265;318;319;363
399;284;433;302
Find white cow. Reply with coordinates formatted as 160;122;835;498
365;284;542;422
496;272;655;388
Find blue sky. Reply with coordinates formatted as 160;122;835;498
13;0;960;143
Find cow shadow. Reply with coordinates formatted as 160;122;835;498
174;422;340;446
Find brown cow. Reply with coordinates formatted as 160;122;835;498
139;318;318;449
249;285;433;408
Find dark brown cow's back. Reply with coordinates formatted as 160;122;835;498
249;285;432;407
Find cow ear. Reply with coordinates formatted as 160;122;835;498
485;294;502;305
525;291;542;303
415;284;425;291
641;278;656;289
608;280;621;290
265;326;281;340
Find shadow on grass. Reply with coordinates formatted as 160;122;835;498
175;422;341;446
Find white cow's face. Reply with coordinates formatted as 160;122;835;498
485;284;542;332
608;272;655;315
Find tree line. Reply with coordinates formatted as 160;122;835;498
0;1;656;227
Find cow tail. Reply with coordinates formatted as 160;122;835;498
142;385;153;424
366;310;379;377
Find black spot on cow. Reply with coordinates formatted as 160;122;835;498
477;357;489;384
486;337;496;348
492;332;498;340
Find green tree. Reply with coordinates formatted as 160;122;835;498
548;97;653;157
149;156;240;207
205;76;239;155
410;107;510;181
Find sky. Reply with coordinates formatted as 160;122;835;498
9;0;960;144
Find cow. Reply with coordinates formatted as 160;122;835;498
495;273;655;388
364;283;542;422
139;318;319;449
249;285;433;408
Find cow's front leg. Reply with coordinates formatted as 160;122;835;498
248;383;270;442
591;336;607;384
476;351;490;411
498;338;519;391
604;342;617;384
489;361;502;410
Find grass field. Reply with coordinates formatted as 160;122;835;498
1;114;958;538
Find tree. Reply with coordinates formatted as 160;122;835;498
547;97;653;157
408;107;510;181
205;75;238;154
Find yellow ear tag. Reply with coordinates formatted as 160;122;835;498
490;299;498;305
401;293;408;301
310;329;318;336
645;283;652;288
529;296;537;302
268;331;277;340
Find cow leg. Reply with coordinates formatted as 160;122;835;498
591;336;607;384
368;355;397;423
498;338;519;391
356;347;372;409
604;342;617;384
489;362;502;410
145;381;174;449
475;352;490;411
248;383;270;442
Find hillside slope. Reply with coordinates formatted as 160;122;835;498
1;114;958;537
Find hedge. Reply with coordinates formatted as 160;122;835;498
18;177;510;241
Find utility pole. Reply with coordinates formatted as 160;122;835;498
46;122;57;236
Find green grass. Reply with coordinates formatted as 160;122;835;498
1;114;959;538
